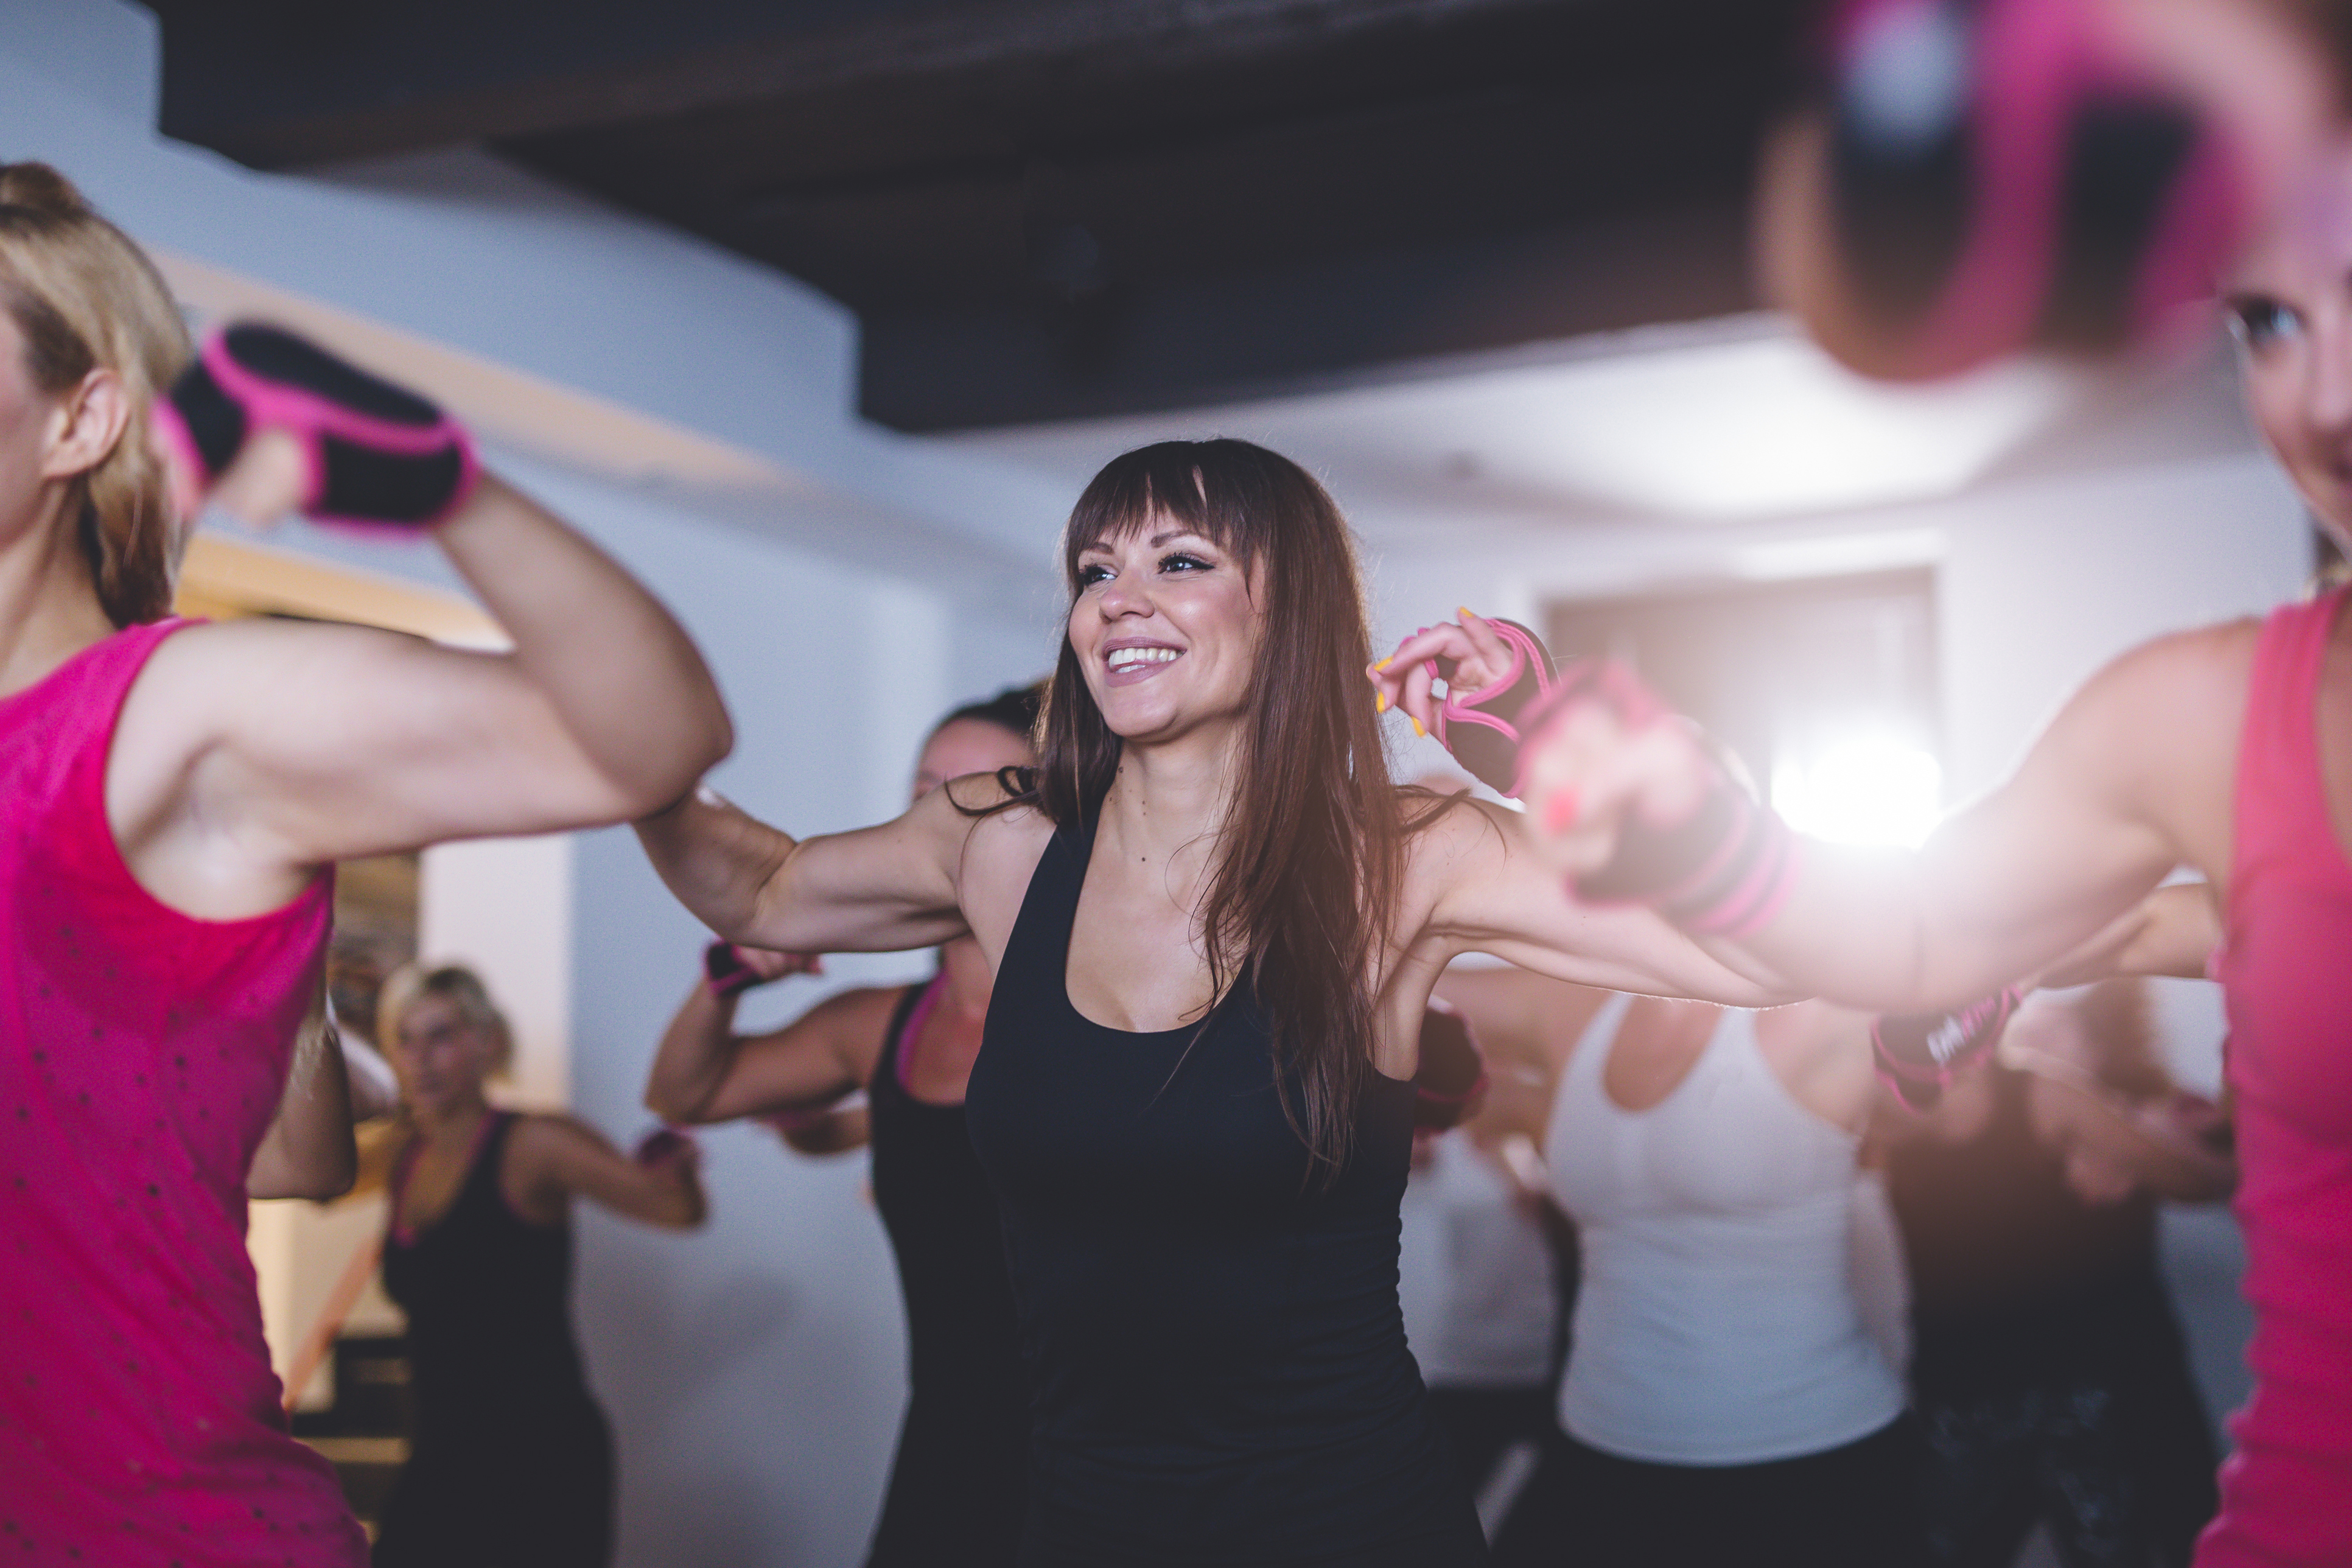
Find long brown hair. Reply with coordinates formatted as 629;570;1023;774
0;163;191;627
1032;439;1412;1183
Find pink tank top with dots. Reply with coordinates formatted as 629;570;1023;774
0;620;365;1566
2207;587;2352;1567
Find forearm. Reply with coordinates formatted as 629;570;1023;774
645;981;747;1124
1722;827;2166;1013
635;788;797;942
438;475;730;813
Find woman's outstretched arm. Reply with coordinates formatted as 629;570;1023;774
635;773;1018;957
1378;614;2246;1013
1409;798;1797;1006
508;1115;708;1230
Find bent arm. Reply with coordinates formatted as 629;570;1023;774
136;474;732;881
1420;801;1796;1006
1699;631;2240;1011
775;1104;873;1156
514;1115;707;1230
645;978;879;1125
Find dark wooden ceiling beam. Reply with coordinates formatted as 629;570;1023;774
149;0;1597;170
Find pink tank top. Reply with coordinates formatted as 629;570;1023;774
2208;586;2352;1568
0;621;365;1566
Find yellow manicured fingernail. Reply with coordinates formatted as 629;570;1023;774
1376;656;1392;670
1376;691;1388;712
1458;606;1475;619
1410;716;1426;738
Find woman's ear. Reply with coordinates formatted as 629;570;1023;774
40;366;129;482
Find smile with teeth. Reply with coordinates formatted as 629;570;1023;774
1107;646;1182;673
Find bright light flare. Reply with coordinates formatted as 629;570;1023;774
1772;736;1943;849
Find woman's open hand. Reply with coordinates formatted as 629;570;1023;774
1366;608;1516;738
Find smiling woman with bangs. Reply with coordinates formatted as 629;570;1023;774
636;438;1783;1567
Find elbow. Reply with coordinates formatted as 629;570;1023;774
306;1167;359;1203
662;703;735;813
612;705;733;824
263;1152;358;1203
671;701;734;800
642;1080;709;1128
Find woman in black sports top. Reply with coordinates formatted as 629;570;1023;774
372;964;707;1568
635;439;1785;1566
643;689;1040;1568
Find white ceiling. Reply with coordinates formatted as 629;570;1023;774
935;314;2256;546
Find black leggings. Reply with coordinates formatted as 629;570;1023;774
1492;1416;1928;1568
1425;1385;1558;1502
1913;1338;2217;1566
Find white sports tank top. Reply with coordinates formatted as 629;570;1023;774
1545;995;1904;1465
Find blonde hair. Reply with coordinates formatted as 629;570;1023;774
377;962;514;1076
0;163;190;626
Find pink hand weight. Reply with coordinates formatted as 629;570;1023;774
154;322;478;533
1426;617;1560;798
704;939;769;998
1870;985;2026;1114
1520;659;1800;939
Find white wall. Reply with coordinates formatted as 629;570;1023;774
421;835;576;1111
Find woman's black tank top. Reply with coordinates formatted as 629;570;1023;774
963;813;1487;1568
377;1111;614;1566
864;974;1029;1567
382;1113;601;1443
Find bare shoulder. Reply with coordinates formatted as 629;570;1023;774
1397;792;1516;905
2096;618;2261;706
942;773;1055;958
2060;619;2259;808
1399;791;1514;873
109;620;292;783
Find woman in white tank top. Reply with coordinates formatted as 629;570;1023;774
1472;987;1925;1568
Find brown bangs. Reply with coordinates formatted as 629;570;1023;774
1060;441;1273;593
